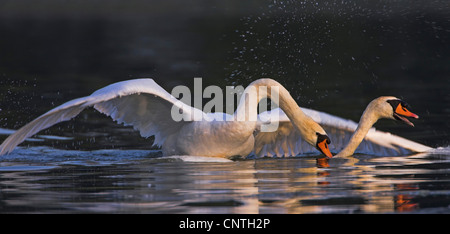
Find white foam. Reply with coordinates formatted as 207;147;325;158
429;146;450;155
161;155;233;163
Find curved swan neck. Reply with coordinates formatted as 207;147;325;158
233;79;311;137
235;79;307;118
335;102;380;157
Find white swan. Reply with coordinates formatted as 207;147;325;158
0;78;333;158
255;96;432;157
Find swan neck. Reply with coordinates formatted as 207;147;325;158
234;79;310;138
336;104;379;157
234;79;307;121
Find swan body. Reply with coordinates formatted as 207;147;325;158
0;78;332;158
255;96;432;157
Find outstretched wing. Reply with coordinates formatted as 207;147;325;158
0;78;204;155
255;107;432;157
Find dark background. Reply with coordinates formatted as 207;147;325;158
0;0;448;149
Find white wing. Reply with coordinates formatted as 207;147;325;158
255;108;432;157
254;108;317;157
0;78;204;155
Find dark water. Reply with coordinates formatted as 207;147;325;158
1;146;449;213
0;0;449;213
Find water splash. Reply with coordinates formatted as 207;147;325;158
429;146;450;155
225;0;448;103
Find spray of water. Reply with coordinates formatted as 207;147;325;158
225;0;448;104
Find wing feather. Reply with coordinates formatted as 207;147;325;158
254;110;318;157
0;78;202;155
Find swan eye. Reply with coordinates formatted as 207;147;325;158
316;132;331;144
387;99;400;110
387;99;411;113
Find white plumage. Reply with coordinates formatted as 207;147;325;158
255;107;432;157
0;79;202;155
0;78;432;158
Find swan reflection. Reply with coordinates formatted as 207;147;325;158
1;148;447;213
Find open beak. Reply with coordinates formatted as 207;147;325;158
394;104;419;127
317;139;333;158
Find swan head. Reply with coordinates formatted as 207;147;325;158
315;132;332;158
301;119;333;158
374;96;419;127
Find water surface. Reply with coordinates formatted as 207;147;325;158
1;146;449;213
0;0;449;214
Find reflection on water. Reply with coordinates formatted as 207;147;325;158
1;147;449;213
0;0;448;214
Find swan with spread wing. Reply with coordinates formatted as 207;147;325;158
255;96;432;157
0;78;333;158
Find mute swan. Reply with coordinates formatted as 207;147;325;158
255;96;432;157
0;78;333;158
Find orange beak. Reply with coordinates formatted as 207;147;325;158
317;139;333;158
394;104;419;127
395;104;419;119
